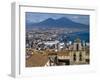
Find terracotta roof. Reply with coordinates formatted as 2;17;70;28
26;54;48;67
57;51;69;56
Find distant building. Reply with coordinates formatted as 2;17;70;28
43;40;59;50
58;42;65;51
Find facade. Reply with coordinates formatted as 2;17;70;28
46;38;89;66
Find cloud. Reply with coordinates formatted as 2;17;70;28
72;16;79;19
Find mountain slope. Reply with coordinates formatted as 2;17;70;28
26;17;89;29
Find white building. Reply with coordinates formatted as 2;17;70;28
58;42;65;51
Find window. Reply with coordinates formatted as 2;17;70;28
76;44;79;51
79;52;82;61
73;54;76;61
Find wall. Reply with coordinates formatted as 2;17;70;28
0;0;100;80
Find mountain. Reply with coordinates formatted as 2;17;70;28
26;17;89;29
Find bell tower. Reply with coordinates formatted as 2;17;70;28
70;38;86;65
73;38;82;51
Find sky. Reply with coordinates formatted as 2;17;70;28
26;12;89;25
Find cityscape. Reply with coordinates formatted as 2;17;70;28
25;12;90;67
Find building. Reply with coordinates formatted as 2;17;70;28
26;38;90;67
69;38;89;65
45;38;89;66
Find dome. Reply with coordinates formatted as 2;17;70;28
74;37;81;43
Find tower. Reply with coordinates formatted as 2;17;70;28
73;38;82;51
70;38;86;65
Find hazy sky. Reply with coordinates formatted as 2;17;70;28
26;12;89;25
